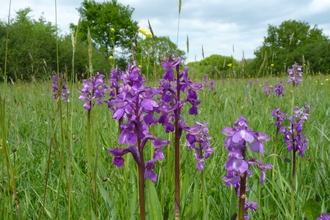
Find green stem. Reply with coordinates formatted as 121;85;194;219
272;126;279;195
3;0;11;90
201;170;206;220
86;108;94;216
290;132;296;218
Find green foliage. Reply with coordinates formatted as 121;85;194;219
0;8;57;80
71;0;138;61
0;8;110;81
303;199;321;220
138;36;185;78
2;75;330;219
186;54;240;79
250;20;329;76
290;42;330;74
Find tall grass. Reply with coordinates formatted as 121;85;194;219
0;75;329;219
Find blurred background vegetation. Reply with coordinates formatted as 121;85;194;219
0;0;329;82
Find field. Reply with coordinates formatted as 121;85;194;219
1;70;330;219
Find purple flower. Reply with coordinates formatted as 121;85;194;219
202;74;209;88
52;74;70;102
277;104;309;157
79;73;108;110
221;116;272;217
209;80;215;90
184;122;213;170
287;63;303;86
108;62;170;182
161;55;182;81
272;108;287;129
317;213;330;220
274;80;284;97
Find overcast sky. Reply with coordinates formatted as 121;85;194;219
1;0;330;62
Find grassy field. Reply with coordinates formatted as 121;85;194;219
1;72;330;219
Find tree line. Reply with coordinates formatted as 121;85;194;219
1;0;329;81
0;0;184;81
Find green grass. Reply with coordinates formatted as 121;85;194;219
1;74;330;219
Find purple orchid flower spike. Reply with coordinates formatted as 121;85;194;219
107;61;172;220
221;116;272;219
108;62;170;183
287;63;303;86
274;80;285;96
184;122;213;170
52;74;70;102
79;73;108;110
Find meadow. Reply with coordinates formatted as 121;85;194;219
1;66;330;219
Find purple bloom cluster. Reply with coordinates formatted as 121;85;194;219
272;103;309;156
262;81;285;97
158;55;213;169
317;213;330;220
221;116;272;218
79;73;108;110
202;74;215;90
287;63;303;86
274;80;285;97
184;122;213;170
52;74;70;102
108;62;170;182
262;81;274;97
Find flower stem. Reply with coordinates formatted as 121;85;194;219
272;126;279;195
137;153;146;220
201;170;206;220
136;99;146;220
290;124;296;218
174;70;182;219
238;171;247;220
238;146;247;220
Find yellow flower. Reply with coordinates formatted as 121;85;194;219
326;79;329;81
138;65;142;68
139;28;152;37
145;33;153;38
271;63;274;67
270;85;273;88
109;55;114;60
316;80;318;83
321;83;324;85
290;90;293;93
227;63;232;67
111;28;115;32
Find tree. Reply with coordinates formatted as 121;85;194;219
139;36;185;64
0;8;58;80
0;7;111;81
187;54;239;79
252;20;329;75
71;0;138;60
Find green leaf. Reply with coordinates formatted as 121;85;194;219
303;199;321;220
127;170;137;220
97;182;117;219
146;180;163;220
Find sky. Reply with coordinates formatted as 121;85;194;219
1;0;330;62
